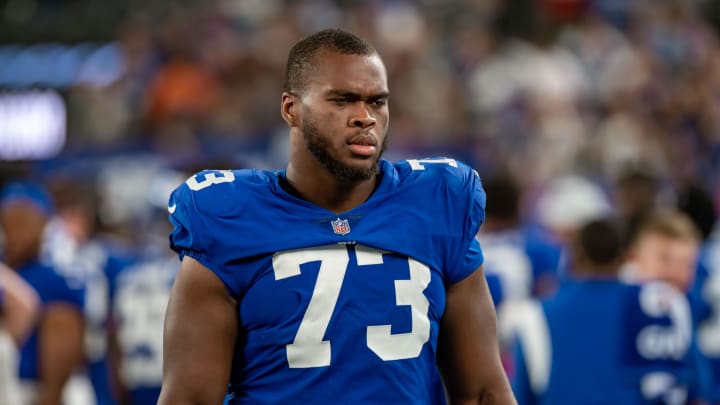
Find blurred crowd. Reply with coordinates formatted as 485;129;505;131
1;0;720;404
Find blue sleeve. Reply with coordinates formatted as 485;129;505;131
46;272;85;310
167;175;223;270
446;163;486;283
168;180;206;261
511;342;537;405
167;171;244;298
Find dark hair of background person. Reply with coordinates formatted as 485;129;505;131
675;183;716;241
613;167;661;247
483;172;520;227
571;218;626;276
283;28;377;94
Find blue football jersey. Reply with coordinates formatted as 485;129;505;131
168;158;486;404
476;228;562;304
693;242;720;402
109;255;177;405
505;280;698;405
44;222;135;405
17;261;85;381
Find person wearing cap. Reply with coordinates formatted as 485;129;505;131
0;181;86;405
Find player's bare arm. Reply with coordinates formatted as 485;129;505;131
438;265;516;405
0;263;39;345
157;256;238;405
38;304;85;405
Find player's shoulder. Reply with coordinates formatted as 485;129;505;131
169;168;275;216
391;157;481;190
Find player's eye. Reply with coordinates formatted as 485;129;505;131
329;97;349;105
370;98;387;107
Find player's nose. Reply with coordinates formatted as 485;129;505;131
348;102;376;129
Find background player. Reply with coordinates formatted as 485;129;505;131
0;263;39;405
0;182;86;405
622;210;716;402
477;172;563;305
504;219;700;404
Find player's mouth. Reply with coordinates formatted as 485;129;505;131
347;134;377;157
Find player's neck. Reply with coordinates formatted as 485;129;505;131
284;163;379;214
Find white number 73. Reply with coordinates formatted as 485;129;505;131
272;244;431;368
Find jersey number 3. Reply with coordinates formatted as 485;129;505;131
272;244;431;368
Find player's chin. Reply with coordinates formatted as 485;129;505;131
345;153;379;169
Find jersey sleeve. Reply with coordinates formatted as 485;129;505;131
168;174;222;269
168;180;205;262
43;269;85;310
167;170;245;298
446;161;486;283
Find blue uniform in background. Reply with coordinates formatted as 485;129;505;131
168;158;486;404
692;242;720;403
506;279;699;405
44;220;135;405
477;228;562;304
108;255;177;405
17;261;85;381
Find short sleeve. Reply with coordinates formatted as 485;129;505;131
445;165;486;284
168;182;202;260
166;172;243;299
39;269;85;310
167;179;223;272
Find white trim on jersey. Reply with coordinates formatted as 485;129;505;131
499;299;552;395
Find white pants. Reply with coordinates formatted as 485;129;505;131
0;328;21;405
18;373;96;405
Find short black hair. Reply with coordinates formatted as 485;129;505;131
483;173;520;222
573;219;626;271
676;184;716;240
284;28;377;93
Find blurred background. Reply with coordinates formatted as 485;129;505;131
1;0;720;233
1;0;720;404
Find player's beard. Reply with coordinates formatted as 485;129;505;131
302;115;387;183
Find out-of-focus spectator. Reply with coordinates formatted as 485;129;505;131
503;219;700;404
0;263;39;405
43;175;137;405
105;168;182;405
0;263;39;346
0;181;86;405
622;210;701;292
620;210;718;403
533;174;613;243
477;172;563;305
611;167;667;241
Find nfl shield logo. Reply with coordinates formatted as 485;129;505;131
331;218;351;235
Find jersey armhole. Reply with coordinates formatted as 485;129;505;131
180;250;241;300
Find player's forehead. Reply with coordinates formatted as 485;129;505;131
305;50;388;97
637;233;696;252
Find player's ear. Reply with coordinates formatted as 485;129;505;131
281;92;299;127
